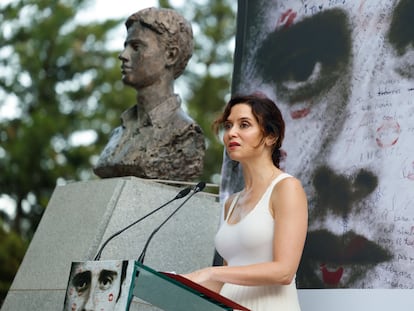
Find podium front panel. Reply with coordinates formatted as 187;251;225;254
134;263;233;311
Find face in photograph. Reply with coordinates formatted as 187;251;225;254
229;0;414;288
64;261;127;311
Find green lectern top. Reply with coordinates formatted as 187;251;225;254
134;261;250;311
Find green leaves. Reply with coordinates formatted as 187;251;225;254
0;0;130;236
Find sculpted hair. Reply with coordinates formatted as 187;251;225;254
214;93;285;168
125;7;193;79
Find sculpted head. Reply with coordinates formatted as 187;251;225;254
125;7;193;79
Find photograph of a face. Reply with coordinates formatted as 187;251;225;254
225;0;414;289
63;260;135;311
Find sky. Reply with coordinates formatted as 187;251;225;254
79;0;159;20
76;0;161;49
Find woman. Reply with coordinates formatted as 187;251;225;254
183;94;308;310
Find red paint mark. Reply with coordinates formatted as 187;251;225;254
108;293;114;302
290;107;310;119
376;117;400;148
403;161;414;181
71;303;77;311
320;263;344;286
277;9;297;29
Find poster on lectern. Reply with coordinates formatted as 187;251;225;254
63;260;136;311
223;0;414;309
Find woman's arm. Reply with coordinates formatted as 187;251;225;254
183;177;308;287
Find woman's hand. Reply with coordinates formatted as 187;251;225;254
182;268;224;293
182;267;212;284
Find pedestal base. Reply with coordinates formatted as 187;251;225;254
2;177;221;311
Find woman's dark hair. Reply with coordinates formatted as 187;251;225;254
213;93;285;168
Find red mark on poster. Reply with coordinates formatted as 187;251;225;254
320;263;344;286
277;9;297;29
376;117;400;148
290;107;310;119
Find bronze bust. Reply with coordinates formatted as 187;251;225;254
94;7;205;181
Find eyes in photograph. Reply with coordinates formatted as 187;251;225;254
387;0;414;79
255;8;352;102
72;271;90;293
71;269;118;293
256;2;414;102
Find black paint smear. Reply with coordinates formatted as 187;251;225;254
303;229;392;264
296;166;389;288
388;0;414;55
312;165;378;218
297;228;392;288
255;8;351;101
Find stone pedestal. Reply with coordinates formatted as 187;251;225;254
2;177;221;311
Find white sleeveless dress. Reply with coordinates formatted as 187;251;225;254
215;173;301;311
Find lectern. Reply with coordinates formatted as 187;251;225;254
63;260;250;311
134;261;250;311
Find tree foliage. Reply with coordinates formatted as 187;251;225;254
0;224;28;306
0;0;134;302
0;0;236;304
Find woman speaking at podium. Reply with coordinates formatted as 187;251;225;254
183;94;308;310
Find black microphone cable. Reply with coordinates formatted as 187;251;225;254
94;186;192;260
137;181;206;264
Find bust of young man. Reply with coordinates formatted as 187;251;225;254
94;7;205;180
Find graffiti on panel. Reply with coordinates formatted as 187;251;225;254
224;0;414;288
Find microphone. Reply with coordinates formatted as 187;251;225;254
137;181;206;264
94;186;192;260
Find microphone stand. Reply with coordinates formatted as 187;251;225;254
137;182;206;264
94;186;192;261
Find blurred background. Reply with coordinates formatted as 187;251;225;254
0;0;237;305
